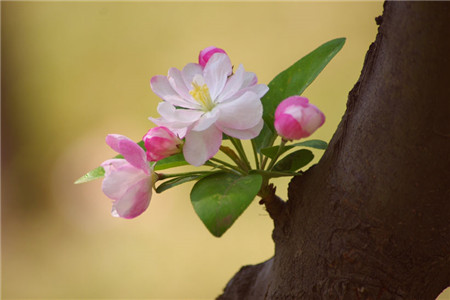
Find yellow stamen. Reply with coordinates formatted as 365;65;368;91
190;81;215;112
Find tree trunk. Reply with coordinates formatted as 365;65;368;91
218;2;450;299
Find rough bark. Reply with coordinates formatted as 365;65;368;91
218;2;450;299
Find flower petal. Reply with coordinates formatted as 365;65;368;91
191;108;219;131
216;91;263;130
155;102;203;125
111;177;152;219
105;135;148;173
168;68;199;107
248;84;269;98
101;161;149;200
183;125;222;166
203;53;232;100
182;63;203;88
151;75;197;109
220;118;264;140
217;64;245;102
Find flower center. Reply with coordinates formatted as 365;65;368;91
190;75;215;112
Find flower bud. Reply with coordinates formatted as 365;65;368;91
274;96;325;140
198;46;227;67
143;126;182;161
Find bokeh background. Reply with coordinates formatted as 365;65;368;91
2;2;449;299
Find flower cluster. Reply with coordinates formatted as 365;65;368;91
79;41;338;232
149;47;268;166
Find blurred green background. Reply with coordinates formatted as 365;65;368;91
2;2;449;299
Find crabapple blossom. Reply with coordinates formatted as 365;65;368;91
198;46;227;67
101;134;153;219
274;96;325;140
149;50;269;166
143;126;182;161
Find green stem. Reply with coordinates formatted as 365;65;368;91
260;135;278;170
157;170;214;180
230;137;251;170
252;169;302;179
266;138;287;171
219;146;248;173
251;139;261;170
209;157;245;175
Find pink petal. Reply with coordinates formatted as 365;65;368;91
220;119;264;140
301;105;326;134
198;46;227;67
105;135;148;173
216;91;263;130
111;177;152;219
101;161;149;200
203;53;232;100
101;158;129;177
183;125;222;166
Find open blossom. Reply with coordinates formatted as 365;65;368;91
274;96;325;140
198;46;227;67
101;134;153;219
149;49;269;166
143;126;182;161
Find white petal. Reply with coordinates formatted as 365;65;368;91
182;63;203;87
220;119;264;140
249;84;269;98
204;53;232;100
183;125;222;166
151;75;197;109
191;108;219;131
168;68;198;105
216;91;263;130
111;177;151;219
242;71;258;88
217;64;245;102
157;102;203;124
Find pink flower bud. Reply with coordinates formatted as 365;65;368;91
143;126;182;161
198;46;227;67
274;96;325;140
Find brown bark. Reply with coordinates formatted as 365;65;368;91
218;2;450;299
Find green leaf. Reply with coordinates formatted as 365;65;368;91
261;139;328;159
261;145;294;159
154;153;188;171
190;173;263;237
261;38;346;131
273;149;314;172
156;174;208;193
74;166;105;184
291;139;328;150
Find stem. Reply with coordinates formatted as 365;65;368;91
219;146;249;173
266;139;287;171
251;139;261;170
204;161;241;174
253;169;302;179
157;170;213;180
260;134;278;170
230;137;252;170
209;157;245;175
